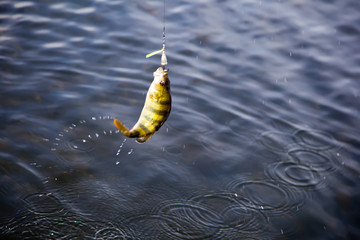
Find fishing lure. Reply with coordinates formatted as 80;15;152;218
114;66;171;143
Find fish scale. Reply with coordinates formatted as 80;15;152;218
114;67;171;143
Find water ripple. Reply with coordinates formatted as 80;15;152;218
199;129;252;155
265;162;327;190
190;193;265;233
30;215;96;239
3;213;97;239
119;214;166;239
227;179;305;214
288;149;339;172
23;193;63;215
167;108;214;134
258;131;295;153
95;226;131;240
155;200;224;239
68;138;95;152
163;144;186;156
293;129;340;151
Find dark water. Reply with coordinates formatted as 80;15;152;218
1;0;360;239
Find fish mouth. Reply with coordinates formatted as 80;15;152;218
154;67;168;78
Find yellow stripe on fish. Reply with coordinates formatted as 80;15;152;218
114;67;171;143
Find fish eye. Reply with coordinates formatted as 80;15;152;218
160;80;165;86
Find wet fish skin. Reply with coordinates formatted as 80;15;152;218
114;67;171;143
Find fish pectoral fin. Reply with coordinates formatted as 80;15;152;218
136;133;155;143
114;119;130;137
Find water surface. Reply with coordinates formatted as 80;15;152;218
1;0;360;239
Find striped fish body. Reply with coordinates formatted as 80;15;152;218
114;67;171;143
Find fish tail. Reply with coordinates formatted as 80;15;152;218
114;119;131;137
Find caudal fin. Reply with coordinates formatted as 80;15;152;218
114;119;131;137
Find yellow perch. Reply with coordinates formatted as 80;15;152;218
114;67;171;143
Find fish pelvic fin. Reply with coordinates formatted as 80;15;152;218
136;133;155;143
114;119;131;137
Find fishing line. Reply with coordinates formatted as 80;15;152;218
161;0;167;66
146;0;167;66
162;0;166;51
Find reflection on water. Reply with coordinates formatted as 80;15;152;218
1;0;360;239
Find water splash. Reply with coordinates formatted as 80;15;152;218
116;138;127;156
50;116;128;164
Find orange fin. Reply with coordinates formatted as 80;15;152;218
114;119;130;137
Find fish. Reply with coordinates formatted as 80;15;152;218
114;67;171;143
